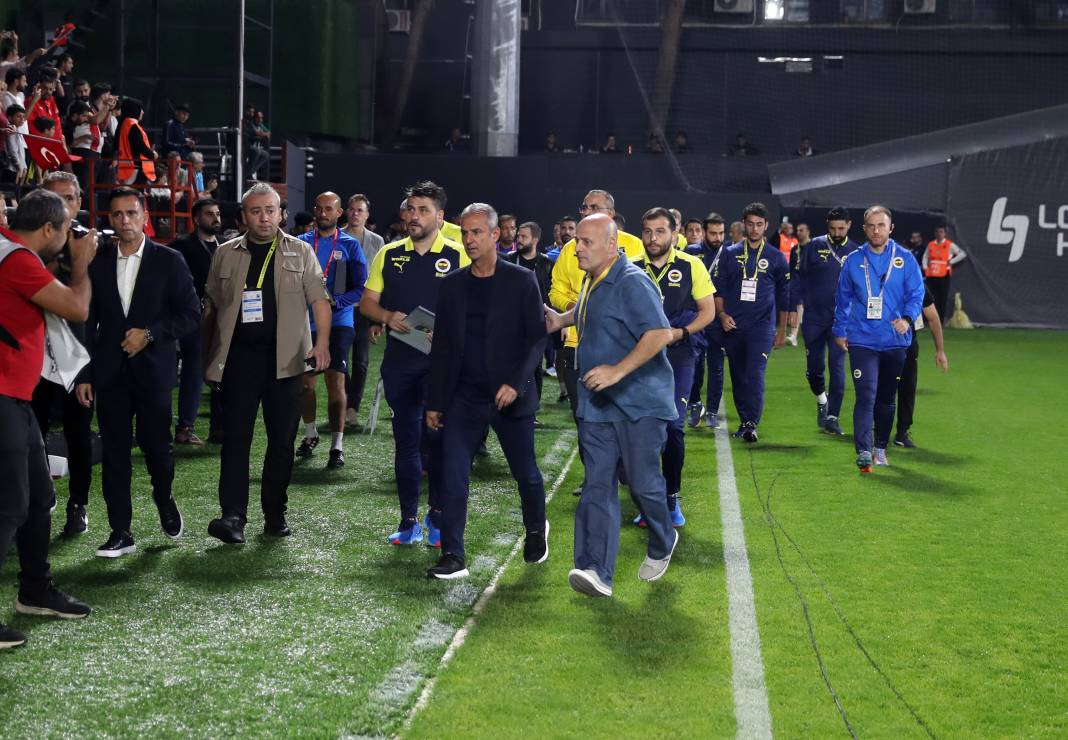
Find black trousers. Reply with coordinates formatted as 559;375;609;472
31;379;93;507
96;371;175;534
896;332;920;438
0;395;54;591
926;275;951;323
218;342;302;523
347;313;372;413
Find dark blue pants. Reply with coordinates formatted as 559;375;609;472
382;366;442;523
663;355;694;497
721;326;775;426
802;321;847;418
848;346;907;454
438;393;545;560
177;329;215;432
689;331;725;413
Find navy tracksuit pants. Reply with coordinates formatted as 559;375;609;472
721;326;775;427
663;354;694;497
382;366;443;523
802;321;847;418
848;346;908;454
689;331;725;414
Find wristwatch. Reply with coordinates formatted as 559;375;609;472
144;328;154;343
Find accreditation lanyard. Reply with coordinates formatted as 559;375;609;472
827;238;846;266
861;244;896;320
643;256;673;297
313;229;340;280
242;236;278;323
576;257;617;342
740;240;765;302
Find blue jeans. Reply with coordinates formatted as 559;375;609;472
177;329;204;431
848;346;907;453
382;366;442;523
802;321;846;418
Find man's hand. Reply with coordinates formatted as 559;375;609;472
385;310;410;333
834;336;849;351
719;312;737;332
935;350;949;373
69;227;97;269
773;328;786;349
545;305;567;334
368;323;383;344
891;318;910;335
582;364;624;393
306;342;330;373
75;383;93;408
495;384;518;410
122;328;150;357
426;410;443;431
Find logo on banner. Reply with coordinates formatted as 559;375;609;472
987;197;1068;262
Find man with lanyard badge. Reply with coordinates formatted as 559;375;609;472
833;205;924;472
795;207;859;435
359;181;469;546
296;192;367;468
632;207;715;529
711;203;790;443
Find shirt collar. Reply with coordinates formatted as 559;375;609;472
119;235;146;260
235;230;282;250
403;230;447;253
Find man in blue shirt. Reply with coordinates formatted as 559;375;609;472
545;213;678;598
710;202;790;443
833;205;925;472
296;192;367;468
795;207;859;435
685;212;727;430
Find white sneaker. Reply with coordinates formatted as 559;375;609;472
638;530;679;582
873;447;889;466
786;333;798;346
568;568;612;597
345;408;359;427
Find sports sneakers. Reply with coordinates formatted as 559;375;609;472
96;530;136;558
741;423;759;444
567;568;612;597
687;402;705;428
388;520;423;546
824;416;844;435
856;451;873;473
705;412;718;430
295;436;319;458
426;553;469;580
817;401;829;429
62;502;87;537
873;447;889;467
423;513;441;548
327;449;345;468
638;530;680;582
15;582;91;619
523;521;549;564
0;623;26;649
894;433;916;449
669;498;686;528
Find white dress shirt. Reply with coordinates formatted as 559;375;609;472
116;236;146;315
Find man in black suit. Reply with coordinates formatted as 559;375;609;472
75;187;201;558
425;203;548;580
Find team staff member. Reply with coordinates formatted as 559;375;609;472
894;287;949;448
76;187;200;558
295;192;367;468
833;205;925;472
425;204;548;580
202;183;332;544
344;193;385;428
685;212;727;430
505;220;553;412
0;190;95;648
711;203;790;443
359;181;469;546
632;208;715;529
785;222;813;346
922;225;967;322
549;189;645;495
794;207;859;435
545;214;678;598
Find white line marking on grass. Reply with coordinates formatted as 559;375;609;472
715;403;774;739
402;442;580;733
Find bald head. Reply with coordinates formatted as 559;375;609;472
575;213;619;277
313;191;343;233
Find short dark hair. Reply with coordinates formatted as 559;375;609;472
108;186;144;210
4;67;24;87
741;202;769;221
613;213;626;230
560;215;577;224
5;103;24;118
642;207;676;231
826;206;851;223
89;82;112;101
175;103;190;113
294;211;314;229
72;78;89;89
68;100;92;116
703;212;725;228
500;214;517;224
10;189;68;232
518;221;541;241
33;117;56;133
119;97;144;120
347;193;371;209
684;218;702;229
37;66;58;82
192;198;219;219
405;180;447;212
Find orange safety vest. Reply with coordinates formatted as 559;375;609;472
116;117;156;182
778;235;798;258
926;239;952;278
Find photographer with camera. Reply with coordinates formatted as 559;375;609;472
0;189;96;649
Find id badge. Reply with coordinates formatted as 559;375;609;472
740;279;758;302
866;296;883;320
241;290;264;323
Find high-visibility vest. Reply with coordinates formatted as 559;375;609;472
926;239;952;278
778;235;798;258
117;117;156;182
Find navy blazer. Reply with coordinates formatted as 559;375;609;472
81;238;201;388
428;259;547;417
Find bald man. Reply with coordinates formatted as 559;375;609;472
295;192;367;468
546;213;679;598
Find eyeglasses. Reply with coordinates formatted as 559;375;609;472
578;203;605;213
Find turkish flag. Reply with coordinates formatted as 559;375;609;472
23;133;81;170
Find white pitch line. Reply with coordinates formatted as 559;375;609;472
401;439;579;733
715;403;774;739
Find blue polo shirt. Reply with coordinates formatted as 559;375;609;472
574;252;677;424
833;239;925;351
298;228;367;330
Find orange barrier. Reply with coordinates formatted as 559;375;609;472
87;156;199;243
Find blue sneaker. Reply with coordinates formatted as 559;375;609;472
670;502;686;528
705;412;718;430
423;513;441;548
856;451;873;474
817;401;829;429
632;513;648;528
388;520;423;546
687;402;705;429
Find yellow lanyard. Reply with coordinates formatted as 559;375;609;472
643;258;672;294
246;236;278;290
741;240;765;281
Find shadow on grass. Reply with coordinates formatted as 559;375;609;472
871;465;978;497
894;447;974;466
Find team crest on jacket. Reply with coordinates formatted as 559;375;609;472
434;258;451;273
667;268;683;283
757;258;769;270
892;256;905;268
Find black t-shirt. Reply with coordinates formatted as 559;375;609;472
458;272;495;399
231;239;278;347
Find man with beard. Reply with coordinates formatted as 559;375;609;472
343;193;385;429
497;214;518;255
505;221;553;414
685;212;727;429
632;208;715;529
171;198;224;444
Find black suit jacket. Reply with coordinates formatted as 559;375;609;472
81;239;201;389
169;232;218;299
428;259;547;418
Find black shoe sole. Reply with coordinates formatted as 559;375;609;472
208;521;246;545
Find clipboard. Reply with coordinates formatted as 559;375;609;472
389;305;435;355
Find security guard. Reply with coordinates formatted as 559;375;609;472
549;188;645;495
685;212;727;430
711;202;790;443
359;181;469;545
632;207;715;528
795;207;859;435
833;205;924;472
922;224;967;322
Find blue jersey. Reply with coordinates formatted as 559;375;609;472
833;239;925;351
795;235;859;325
711;240;791;330
299;228;367;329
684;242;723;272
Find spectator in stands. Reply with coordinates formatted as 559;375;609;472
116;97;158;184
2;67;29;116
601;134;620;154
53;53;74;114
28;67;61;140
544;132;561;153
3;104;26;184
0;31;44;79
188;151;217;199
71;78;90;104
795;136;815;158
164;104;196;160
645;131;664;153
246;109;270;180
443;127;467;152
673;130;692;153
729;133;759;157
63;99;92;151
